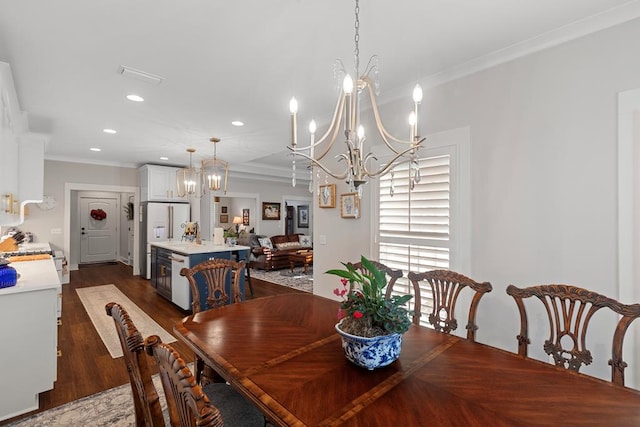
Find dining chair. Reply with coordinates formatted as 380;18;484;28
180;258;246;313
506;284;640;386
180;258;245;385
348;260;403;299
407;270;492;341
105;302;164;427
348;259;425;326
144;335;265;427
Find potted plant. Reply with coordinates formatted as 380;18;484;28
327;256;413;369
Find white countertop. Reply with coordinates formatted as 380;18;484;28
0;258;61;295
151;241;250;255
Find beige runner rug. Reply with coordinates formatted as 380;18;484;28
76;284;176;358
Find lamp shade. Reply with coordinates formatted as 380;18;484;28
232;216;243;225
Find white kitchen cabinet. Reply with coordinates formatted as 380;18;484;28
0;61;46;226
0;259;61;421
139;164;186;202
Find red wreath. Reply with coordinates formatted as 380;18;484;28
90;209;107;221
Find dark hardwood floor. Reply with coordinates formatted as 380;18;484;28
1;262;303;426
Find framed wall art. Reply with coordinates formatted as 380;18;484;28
262;202;281;220
340;193;359;218
242;208;250;225
297;205;309;228
219;214;229;223
319;184;336;208
221;206;228;213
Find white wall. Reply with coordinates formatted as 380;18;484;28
314;18;640;385
20;160;138;251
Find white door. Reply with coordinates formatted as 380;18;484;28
80;196;119;263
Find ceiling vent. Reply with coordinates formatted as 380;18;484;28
118;65;164;85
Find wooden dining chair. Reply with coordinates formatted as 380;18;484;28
348;259;424;325
348;260;403;299
180;258;246;313
180;258;245;385
506;284;640;386
144;335;265;427
407;270;492;341
105;302;164;427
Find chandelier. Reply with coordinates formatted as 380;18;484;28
176;148;203;198
287;0;425;199
201;137;229;194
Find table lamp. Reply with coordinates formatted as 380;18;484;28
233;216;243;233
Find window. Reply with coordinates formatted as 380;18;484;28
376;138;465;327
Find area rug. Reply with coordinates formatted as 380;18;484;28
5;366;189;427
249;266;313;293
76;284;176;358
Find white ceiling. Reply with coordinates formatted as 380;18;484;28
0;0;638;176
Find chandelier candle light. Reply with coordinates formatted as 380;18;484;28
288;0;425;200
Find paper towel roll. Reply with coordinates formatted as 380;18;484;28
213;227;225;245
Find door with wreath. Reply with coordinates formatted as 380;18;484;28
79;195;119;264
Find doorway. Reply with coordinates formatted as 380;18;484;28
78;193;119;264
283;195;313;236
64;183;140;275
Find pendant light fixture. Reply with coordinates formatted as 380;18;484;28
176;148;203;198
202;137;229;194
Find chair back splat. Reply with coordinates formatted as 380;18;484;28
180;258;245;313
105;302;164;427
506;284;640;386
349;260;412;323
408;270;492;342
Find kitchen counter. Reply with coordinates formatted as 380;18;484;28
150;242;250;310
150;241;250;255
0;257;61;295
0;256;61;421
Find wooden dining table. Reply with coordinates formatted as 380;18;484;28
174;293;640;426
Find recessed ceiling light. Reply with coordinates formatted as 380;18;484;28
160;156;169;161
103;128;117;134
126;94;144;102
231;121;244;127
90;147;102;152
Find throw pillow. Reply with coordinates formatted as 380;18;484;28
258;237;273;249
275;241;301;250
299;235;312;247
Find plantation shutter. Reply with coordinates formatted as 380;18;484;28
377;152;452;327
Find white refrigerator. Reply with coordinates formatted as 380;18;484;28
140;202;190;279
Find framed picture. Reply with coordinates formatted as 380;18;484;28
219;214;229;223
262;202;281;220
221;206;228;213
297;205;309;228
242;208;250;225
319;184;336;208
340;193;359;218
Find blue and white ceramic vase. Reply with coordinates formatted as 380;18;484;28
335;320;403;370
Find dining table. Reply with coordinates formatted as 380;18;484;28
174;293;640;426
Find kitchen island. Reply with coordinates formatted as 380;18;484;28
0;257;61;421
149;241;250;311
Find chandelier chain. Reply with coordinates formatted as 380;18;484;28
354;0;360;75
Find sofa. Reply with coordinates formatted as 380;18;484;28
238;233;312;271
